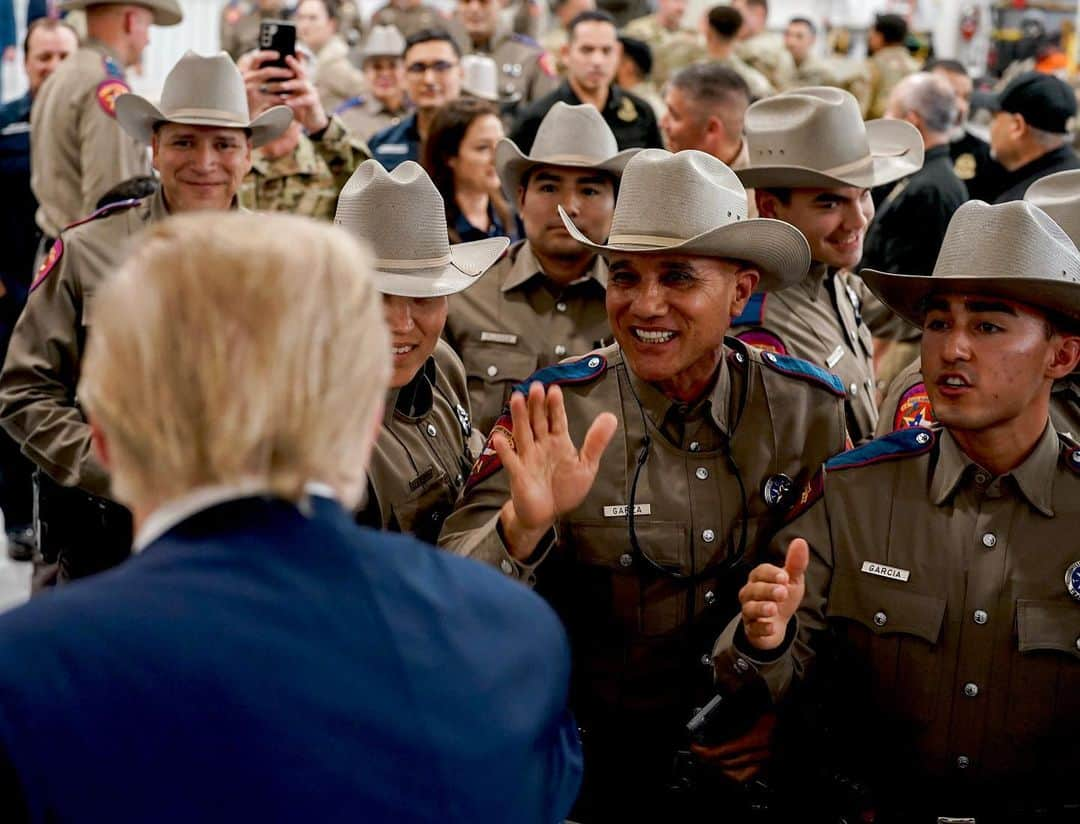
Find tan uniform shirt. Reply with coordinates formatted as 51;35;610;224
313;36;368;115
439;341;847;718
443;241;611;435
370;2;444;40
0;190;168;495
239;116;370;220
729;263;878;444
220;6;274;61
333;95;410;143
713;423;1080;798
866;44;920;120
456;24;558;109
735;31;795;92
30;41;151;239
877;357;1080;440
621;14;705;88
362;339;482;545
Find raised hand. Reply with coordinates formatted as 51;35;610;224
738;538;809;651
495;381;617;561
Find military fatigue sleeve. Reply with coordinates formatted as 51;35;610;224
0;243;109;494
78;93;148;220
711;471;833;704
312;115;371;189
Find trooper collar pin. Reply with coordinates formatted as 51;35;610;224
1067;560;1080;602
761;473;793;508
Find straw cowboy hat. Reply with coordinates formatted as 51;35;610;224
496;102;639;195
335;160;509;298
861;200;1080;327
735;86;924;190
357;25;406;62
559;149;811;292
1026;169;1080;245
461;55;517;104
59;0;182;26
115;51;293;148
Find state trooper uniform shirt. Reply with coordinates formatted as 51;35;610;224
367;112;421;171
443;240;611;434
362;339;482;545
713;424;1080;813
729;262;878;444
439;340;847;721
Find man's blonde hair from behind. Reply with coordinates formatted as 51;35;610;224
79;211;389;513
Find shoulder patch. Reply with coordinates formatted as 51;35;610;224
782;467;825;525
732;292;767;326
333;95;365;115
96;77;130;118
537;51;556;77
827;426;935;472
736;328;787;356
465;354;607;491
892;381;935;431
30;239;64;291
759;350;844;396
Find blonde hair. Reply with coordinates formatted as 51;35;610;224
79;211;389;510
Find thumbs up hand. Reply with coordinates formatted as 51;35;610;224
737;538;809;651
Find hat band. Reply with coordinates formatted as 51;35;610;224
530;152;614;166
158;106;251;125
374;253;451;271
607;233;692;247
818;153;875;178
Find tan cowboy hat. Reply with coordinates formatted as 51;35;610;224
496;102;639;195
461;55;516;104
559;149;811;292
334;160;509;298
116;51;292;147
861;200;1080;327
59;0;182;26
358;25;406;62
735;86;925;190
1026;169;1080;245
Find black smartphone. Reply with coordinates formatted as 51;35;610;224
259;20;296;69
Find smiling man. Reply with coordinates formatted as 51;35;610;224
0;51;291;584
732;86;924;444
714;199;1080;822
440;149;849;821
444;102;634;433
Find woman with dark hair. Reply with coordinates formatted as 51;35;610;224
421;98;515;243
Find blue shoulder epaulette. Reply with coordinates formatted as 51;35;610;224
732;292;766;326
333;95;365;115
827;427;936;472
466;354;607;490
510;32;541;47
759;350;845;397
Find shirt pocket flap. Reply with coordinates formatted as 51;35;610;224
462;344;537;386
826;570;946;643
1016;599;1080;661
569;519;688;570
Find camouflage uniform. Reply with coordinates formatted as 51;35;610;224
735;31;794;92
239;117;370;220
370;1;444;40
712;53;774;101
866;44;920;120
621;14;705;88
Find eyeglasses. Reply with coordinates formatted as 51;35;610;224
405;60;458;75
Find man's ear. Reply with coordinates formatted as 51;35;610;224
1048;334;1080;380
755;189;778;219
90;418;112;473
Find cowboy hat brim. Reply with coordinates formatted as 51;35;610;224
859;268;1080;328
59;0;182;26
496;139;640;197
558;206;811;293
735;119;924;190
374;237;510;298
115;95;293;147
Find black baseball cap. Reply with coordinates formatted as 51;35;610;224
972;71;1077;133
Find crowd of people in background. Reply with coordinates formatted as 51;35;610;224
0;0;1078;821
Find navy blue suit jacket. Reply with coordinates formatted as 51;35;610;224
0;496;582;823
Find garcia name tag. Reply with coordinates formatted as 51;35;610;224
861;561;910;582
480;331;518;345
603;504;651;518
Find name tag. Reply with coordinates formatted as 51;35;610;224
408;467;436;492
861;561;910;582
826;345;845;369
379;143;409;155
603;504;651;518
480;331;518;345
1;122;30;137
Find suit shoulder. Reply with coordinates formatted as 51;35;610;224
827;426;936;473
745;344;846;397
